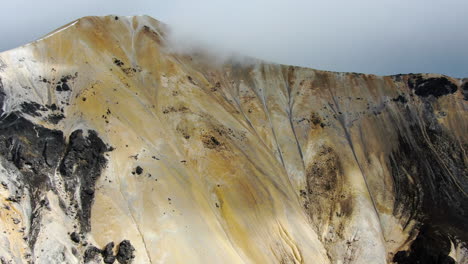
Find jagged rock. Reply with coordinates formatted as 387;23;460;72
70;232;80;243
116;240;135;264
102;242;116;264
135;166;143;175
84;246;103;263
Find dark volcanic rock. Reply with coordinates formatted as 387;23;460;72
84;246;102;263
462;81;468;100
60;82;70;91
389;98;468;260
47;113;65;124
116;240;135;264
393;225;456;264
21;101;46;117
0;77;108;249
59;129;108;232
0;115;108;244
56;74;75;91
70;232;80;243
408;75;458;98
0;78;5;115
0;113;65;248
135;166;143;175
102;242;116;264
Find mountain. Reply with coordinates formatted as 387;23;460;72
0;15;466;264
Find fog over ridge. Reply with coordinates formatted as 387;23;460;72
1;0;467;77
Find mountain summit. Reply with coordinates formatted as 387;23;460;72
0;15;466;264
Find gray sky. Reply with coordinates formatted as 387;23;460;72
1;0;467;77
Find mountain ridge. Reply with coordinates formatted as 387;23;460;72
0;15;466;264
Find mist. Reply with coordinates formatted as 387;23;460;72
1;0;467;77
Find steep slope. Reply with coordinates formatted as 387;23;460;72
0;15;466;264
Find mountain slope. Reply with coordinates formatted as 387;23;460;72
0;15;466;264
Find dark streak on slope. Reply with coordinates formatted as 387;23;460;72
394;225;457;264
59;129;108;233
0;77;5;113
116;240;136;264
0;113;65;248
389;96;468;263
21;101;47;116
0;79;108;250
325;78;384;232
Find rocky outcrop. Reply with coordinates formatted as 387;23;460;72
0;88;110;263
0;15;466;263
